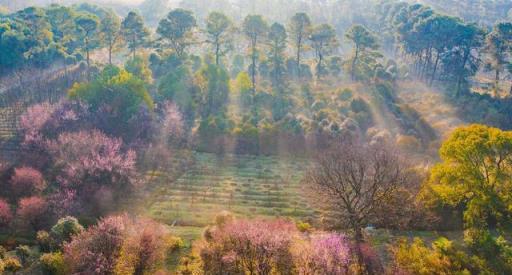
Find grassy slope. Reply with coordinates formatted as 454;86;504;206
397;80;464;139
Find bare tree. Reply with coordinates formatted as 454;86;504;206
304;139;412;242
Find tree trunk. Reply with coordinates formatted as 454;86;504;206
296;34;302;79
495;68;500;94
456;48;471;97
430;51;440;86
317;52;323;80
215;38;220;66
351;46;359;81
251;37;257;95
108;43;113;65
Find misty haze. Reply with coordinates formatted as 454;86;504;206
0;0;512;274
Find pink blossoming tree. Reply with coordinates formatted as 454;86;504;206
65;215;179;275
17;196;49;231
0;198;12;227
47;130;138;215
9;167;46;199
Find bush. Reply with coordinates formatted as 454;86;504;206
15;245;31;265
3;257;22;273
37;231;52;253
296;221;312;233
125;55;152;83
40;252;66;275
391;237;484;274
50;216;83;246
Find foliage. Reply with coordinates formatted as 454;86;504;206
156;8;197;57
268;22;288;89
309;23;338;79
345;24;380;82
37;230;52;253
3;257;22;273
197;64;230;119
50;216;84;245
124;55;152;83
74;13;99;67
485;22;512;91
15;245;31;265
391;237;484;275
68;66;154;138
205;11;233;66
40;252;66;275
288;12;312;78
243;15;269;92
422;124;512;273
423;124;512;232
121;11;149;58
100;11;122;64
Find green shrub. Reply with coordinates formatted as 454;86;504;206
40;252;66;275
50;216;83;246
36;231;52;253
296;221;312;233
15;245;31;265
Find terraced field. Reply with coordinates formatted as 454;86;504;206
0;106;22;163
143;152;315;228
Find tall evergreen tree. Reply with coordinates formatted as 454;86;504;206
121;11;149;59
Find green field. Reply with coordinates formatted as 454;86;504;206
142;152;315;228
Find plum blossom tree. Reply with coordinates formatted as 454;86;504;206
115;218;181;274
19;101;90;169
19;101;89;149
64;215;127;274
19;102;57;147
47;130;137;215
161;101;185;145
17;196;49;231
0;199;12;227
197;218;298;274
293;233;352;275
64;215;179;275
9;167;46;198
